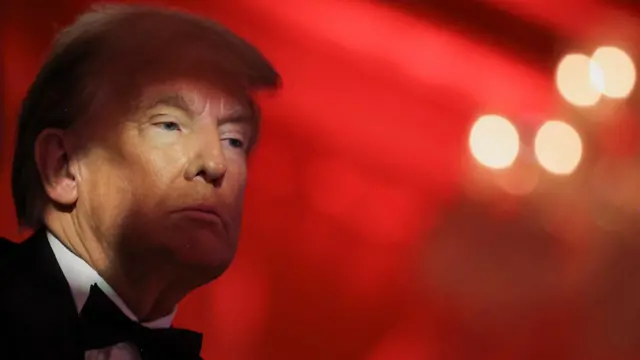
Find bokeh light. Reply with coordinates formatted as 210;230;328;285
591;46;636;98
556;53;602;106
534;121;583;175
469;115;520;169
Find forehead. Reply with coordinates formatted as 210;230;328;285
137;80;250;118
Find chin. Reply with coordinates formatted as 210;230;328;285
170;231;239;281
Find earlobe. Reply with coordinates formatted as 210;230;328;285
34;129;79;206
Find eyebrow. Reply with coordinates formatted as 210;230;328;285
218;108;253;125
146;93;196;117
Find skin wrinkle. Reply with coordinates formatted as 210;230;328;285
41;79;252;321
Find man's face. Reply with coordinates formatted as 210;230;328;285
74;80;253;280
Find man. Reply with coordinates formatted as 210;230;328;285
0;4;280;360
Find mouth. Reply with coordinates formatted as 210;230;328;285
171;205;225;226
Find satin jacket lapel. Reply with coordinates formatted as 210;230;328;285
1;229;84;359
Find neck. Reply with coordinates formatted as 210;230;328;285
44;211;188;322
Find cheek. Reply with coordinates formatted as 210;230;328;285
225;154;249;215
127;151;185;203
226;152;248;188
235;164;248;189
126;126;187;184
145;155;178;186
76;152;135;230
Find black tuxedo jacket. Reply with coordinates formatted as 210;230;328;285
0;228;96;359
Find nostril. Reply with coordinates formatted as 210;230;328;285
196;169;225;187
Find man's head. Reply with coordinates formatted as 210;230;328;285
12;5;280;286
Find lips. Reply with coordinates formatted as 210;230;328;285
171;205;225;225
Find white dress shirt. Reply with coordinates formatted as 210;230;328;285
47;232;177;360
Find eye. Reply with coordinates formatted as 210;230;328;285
155;122;182;132
225;138;245;149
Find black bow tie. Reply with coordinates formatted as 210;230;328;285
78;284;203;360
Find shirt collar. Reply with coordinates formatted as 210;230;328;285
47;231;176;329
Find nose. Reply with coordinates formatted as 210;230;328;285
185;136;228;186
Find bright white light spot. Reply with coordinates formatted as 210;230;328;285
534;121;583;175
556;53;602;106
589;60;606;93
591;46;636;98
469;115;519;170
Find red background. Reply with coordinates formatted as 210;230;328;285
3;1;640;359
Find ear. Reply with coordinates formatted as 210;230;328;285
34;129;79;206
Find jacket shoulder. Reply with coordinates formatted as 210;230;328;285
0;237;19;257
